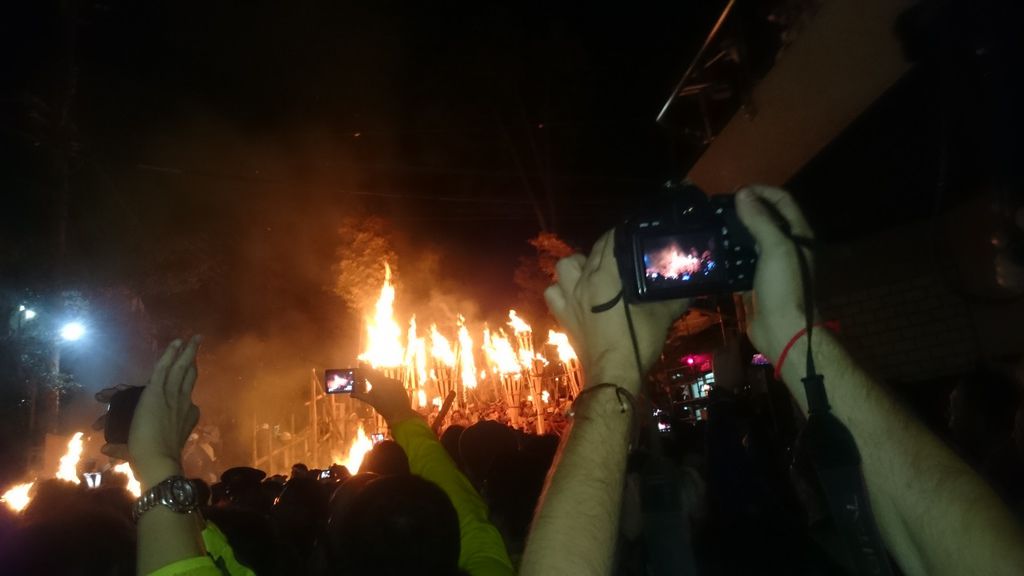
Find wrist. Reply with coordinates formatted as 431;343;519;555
134;458;184;490
382;407;421;427
777;328;839;386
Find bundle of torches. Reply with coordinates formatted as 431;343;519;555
358;263;582;435
1;432;141;514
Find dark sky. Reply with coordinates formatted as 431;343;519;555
2;1;734;309
1;1;741;432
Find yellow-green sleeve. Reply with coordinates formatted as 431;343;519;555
146;521;255;576
146;556;221;576
392;418;515;576
202;521;256;576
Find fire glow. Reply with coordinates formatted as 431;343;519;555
483;329;521;375
457;317;477;389
56;432;85;484
547;330;577;363
113;462;142;497
3;430;89;513
358;262;405;368
1;482;34;513
645;244;711;280
340;423;374;473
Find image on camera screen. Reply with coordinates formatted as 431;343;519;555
641;233;721;289
325;370;355;393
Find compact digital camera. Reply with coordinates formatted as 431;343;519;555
615;181;758;302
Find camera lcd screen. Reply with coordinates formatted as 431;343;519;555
325;369;357;394
640;233;723;291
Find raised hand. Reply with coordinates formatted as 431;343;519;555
128;336;202;489
734;186;817;362
351;369;418;426
544;230;688;391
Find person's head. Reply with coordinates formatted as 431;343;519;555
328;464;351;483
3;483;135;575
333;475;461;576
191;478;212;508
439;425;466;469
460;420;518;486
220;467;267;510
361;441;410;477
291;462;310;480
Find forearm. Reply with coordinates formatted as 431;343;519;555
136;462;206;575
520;386;633;576
781;331;1024;576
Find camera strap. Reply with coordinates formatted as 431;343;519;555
777;206;893;576
590;291;697;576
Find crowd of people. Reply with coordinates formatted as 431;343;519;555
2;187;1024;575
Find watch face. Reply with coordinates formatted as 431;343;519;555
166;478;197;511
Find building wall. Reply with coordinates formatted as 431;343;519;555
813;199;1022;384
818;275;976;382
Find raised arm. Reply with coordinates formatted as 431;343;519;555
129;337;253;576
353;375;514;576
129;337;212;575
519;232;686;576
736;186;1024;576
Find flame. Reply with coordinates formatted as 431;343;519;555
457;317;477;389
112;462;142;497
508;310;532;334
645;244;712;280
406;317;428;384
429;324;456;367
417;389;427;408
483;329;521;375
518;349;535;371
358;262;405;368
547;330;578;363
56;432;84;484
2;481;34;513
340;423;374;473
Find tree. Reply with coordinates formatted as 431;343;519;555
513;231;575;322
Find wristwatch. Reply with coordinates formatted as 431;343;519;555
132;475;198;522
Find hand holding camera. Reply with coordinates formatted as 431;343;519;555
545;230;687;393
350;369;419;426
733;186;817;362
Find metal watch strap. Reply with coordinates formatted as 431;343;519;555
132;475;196;522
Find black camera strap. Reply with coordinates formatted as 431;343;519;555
590;292;697;575
778;208;893;576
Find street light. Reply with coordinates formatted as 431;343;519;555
23;309;36;320
60;322;86;342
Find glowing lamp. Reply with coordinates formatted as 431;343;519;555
60;322;86;342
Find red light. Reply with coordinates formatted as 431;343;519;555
686;357;695;365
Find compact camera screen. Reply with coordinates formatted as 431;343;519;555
325;369;360;394
640;232;723;292
615;181;757;302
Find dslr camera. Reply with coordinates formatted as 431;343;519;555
615;180;758;302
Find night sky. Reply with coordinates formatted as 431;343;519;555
0;1;739;311
2;1;745;435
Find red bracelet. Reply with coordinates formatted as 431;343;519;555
773;321;840;380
